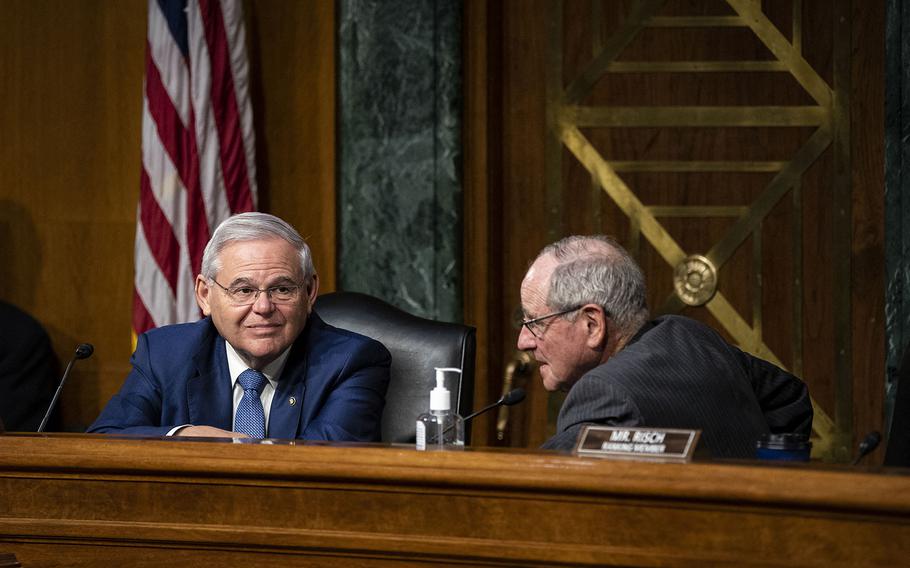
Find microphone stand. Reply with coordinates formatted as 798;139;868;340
37;343;94;433
442;388;527;436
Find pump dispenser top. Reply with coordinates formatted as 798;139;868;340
430;367;460;411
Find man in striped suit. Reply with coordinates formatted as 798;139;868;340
517;235;812;458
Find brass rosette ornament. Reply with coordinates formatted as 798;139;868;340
673;255;718;307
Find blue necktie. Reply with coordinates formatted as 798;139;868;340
235;369;267;438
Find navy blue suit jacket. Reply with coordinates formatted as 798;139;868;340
88;313;390;441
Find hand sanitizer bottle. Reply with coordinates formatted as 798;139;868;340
415;367;464;451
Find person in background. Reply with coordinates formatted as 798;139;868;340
0;300;59;432
517;235;812;458
89;212;390;441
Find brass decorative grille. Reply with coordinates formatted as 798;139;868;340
547;0;847;458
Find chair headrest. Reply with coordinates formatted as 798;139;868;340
315;291;476;444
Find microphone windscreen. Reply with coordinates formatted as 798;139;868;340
75;343;94;360
502;387;526;406
861;431;882;452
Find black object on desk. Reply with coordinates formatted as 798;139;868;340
755;433;812;462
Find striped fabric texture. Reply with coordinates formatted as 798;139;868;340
134;0;257;335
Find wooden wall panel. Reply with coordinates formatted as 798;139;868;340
498;0;552;448
851;0;886;453
464;0;497;442
247;0;337;292
0;1;337;431
468;1;885;459
0;1;146;431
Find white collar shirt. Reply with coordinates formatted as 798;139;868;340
226;342;291;436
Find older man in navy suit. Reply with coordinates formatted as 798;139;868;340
517;235;812;458
89;213;390;441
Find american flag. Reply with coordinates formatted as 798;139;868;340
133;0;257;335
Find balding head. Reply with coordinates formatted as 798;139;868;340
517;236;650;392
534;235;649;338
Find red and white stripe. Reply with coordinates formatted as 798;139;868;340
134;0;257;336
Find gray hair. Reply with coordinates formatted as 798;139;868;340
200;212;316;285
539;235;649;336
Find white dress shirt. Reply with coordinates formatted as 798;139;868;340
167;342;292;436
226;342;291;435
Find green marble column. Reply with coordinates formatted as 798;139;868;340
338;0;463;322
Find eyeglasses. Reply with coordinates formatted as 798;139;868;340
520;306;582;338
210;279;305;305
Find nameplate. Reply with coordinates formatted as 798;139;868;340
574;426;700;461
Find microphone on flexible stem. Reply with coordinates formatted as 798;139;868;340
851;431;882;466
37;343;94;433
462;388;527;424
442;388;528;436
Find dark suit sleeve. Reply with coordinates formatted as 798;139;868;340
301;339;391;442
541;378;643;451
0;303;59;432
86;333;173;437
741;351;813;436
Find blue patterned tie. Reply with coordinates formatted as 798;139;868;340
235;369;267;438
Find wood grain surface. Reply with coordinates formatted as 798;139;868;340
0;434;907;566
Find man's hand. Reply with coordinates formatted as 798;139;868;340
175;425;249;438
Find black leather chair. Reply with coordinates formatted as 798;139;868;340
314;291;476;444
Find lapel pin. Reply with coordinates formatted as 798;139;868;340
288;396;297;406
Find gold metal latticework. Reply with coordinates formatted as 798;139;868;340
546;0;846;458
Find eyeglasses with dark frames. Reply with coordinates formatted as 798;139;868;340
520;306;583;338
210;279;305;306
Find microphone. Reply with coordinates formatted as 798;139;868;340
462;388;527;424
37;343;94;433
440;388;526;439
851;431;882;466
